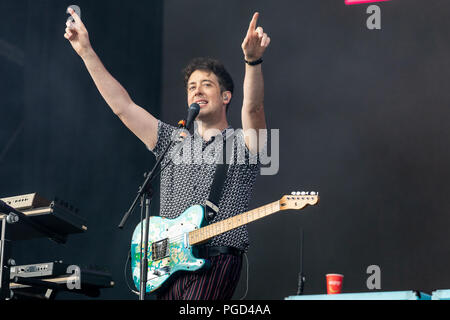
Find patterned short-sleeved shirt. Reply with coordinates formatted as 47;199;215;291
150;120;261;252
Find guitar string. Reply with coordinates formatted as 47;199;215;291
135;204;279;251
135;210;273;249
137;220;242;247
132;203;280;286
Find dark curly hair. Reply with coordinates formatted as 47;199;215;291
183;57;234;112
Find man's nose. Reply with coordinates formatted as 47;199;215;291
193;86;204;96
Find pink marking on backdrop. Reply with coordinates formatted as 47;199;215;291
345;0;391;5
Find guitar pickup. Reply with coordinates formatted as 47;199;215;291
151;238;170;261
153;266;171;277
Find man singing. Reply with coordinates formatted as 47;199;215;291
64;8;270;300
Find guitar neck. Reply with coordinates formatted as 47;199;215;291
188;200;281;246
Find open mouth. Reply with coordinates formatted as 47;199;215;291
195;100;208;107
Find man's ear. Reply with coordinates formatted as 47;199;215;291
222;91;232;104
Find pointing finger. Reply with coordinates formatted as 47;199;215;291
247;12;259;34
68;7;82;25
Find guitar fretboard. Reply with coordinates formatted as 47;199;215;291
188;200;280;245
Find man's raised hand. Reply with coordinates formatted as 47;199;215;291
64;7;92;58
241;12;271;62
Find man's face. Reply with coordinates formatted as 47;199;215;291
186;69;228;122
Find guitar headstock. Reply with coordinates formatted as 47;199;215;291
279;191;319;211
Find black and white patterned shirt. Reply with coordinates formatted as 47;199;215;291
150;120;261;252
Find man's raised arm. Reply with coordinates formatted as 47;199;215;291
241;12;270;154
64;8;158;150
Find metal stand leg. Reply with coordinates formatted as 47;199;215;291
139;194;152;300
0;217;12;300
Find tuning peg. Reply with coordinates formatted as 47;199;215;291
291;191;296;195
310;191;316;195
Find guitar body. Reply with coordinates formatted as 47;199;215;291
130;205;209;293
130;192;319;294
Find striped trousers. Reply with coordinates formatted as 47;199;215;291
156;254;243;300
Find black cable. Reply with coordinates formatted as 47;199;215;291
124;249;139;295
239;252;249;300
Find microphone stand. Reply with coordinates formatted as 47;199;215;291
118;121;189;300
296;228;305;295
0;214;13;300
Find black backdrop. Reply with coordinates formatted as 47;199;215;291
2;0;450;300
0;0;163;300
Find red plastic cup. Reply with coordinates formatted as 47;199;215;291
326;274;344;294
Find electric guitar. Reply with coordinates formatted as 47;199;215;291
130;191;319;293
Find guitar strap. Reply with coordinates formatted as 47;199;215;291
204;129;235;223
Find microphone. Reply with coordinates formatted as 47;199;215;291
185;103;200;130
171;103;200;154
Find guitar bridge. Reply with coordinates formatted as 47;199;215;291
152;238;170;261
